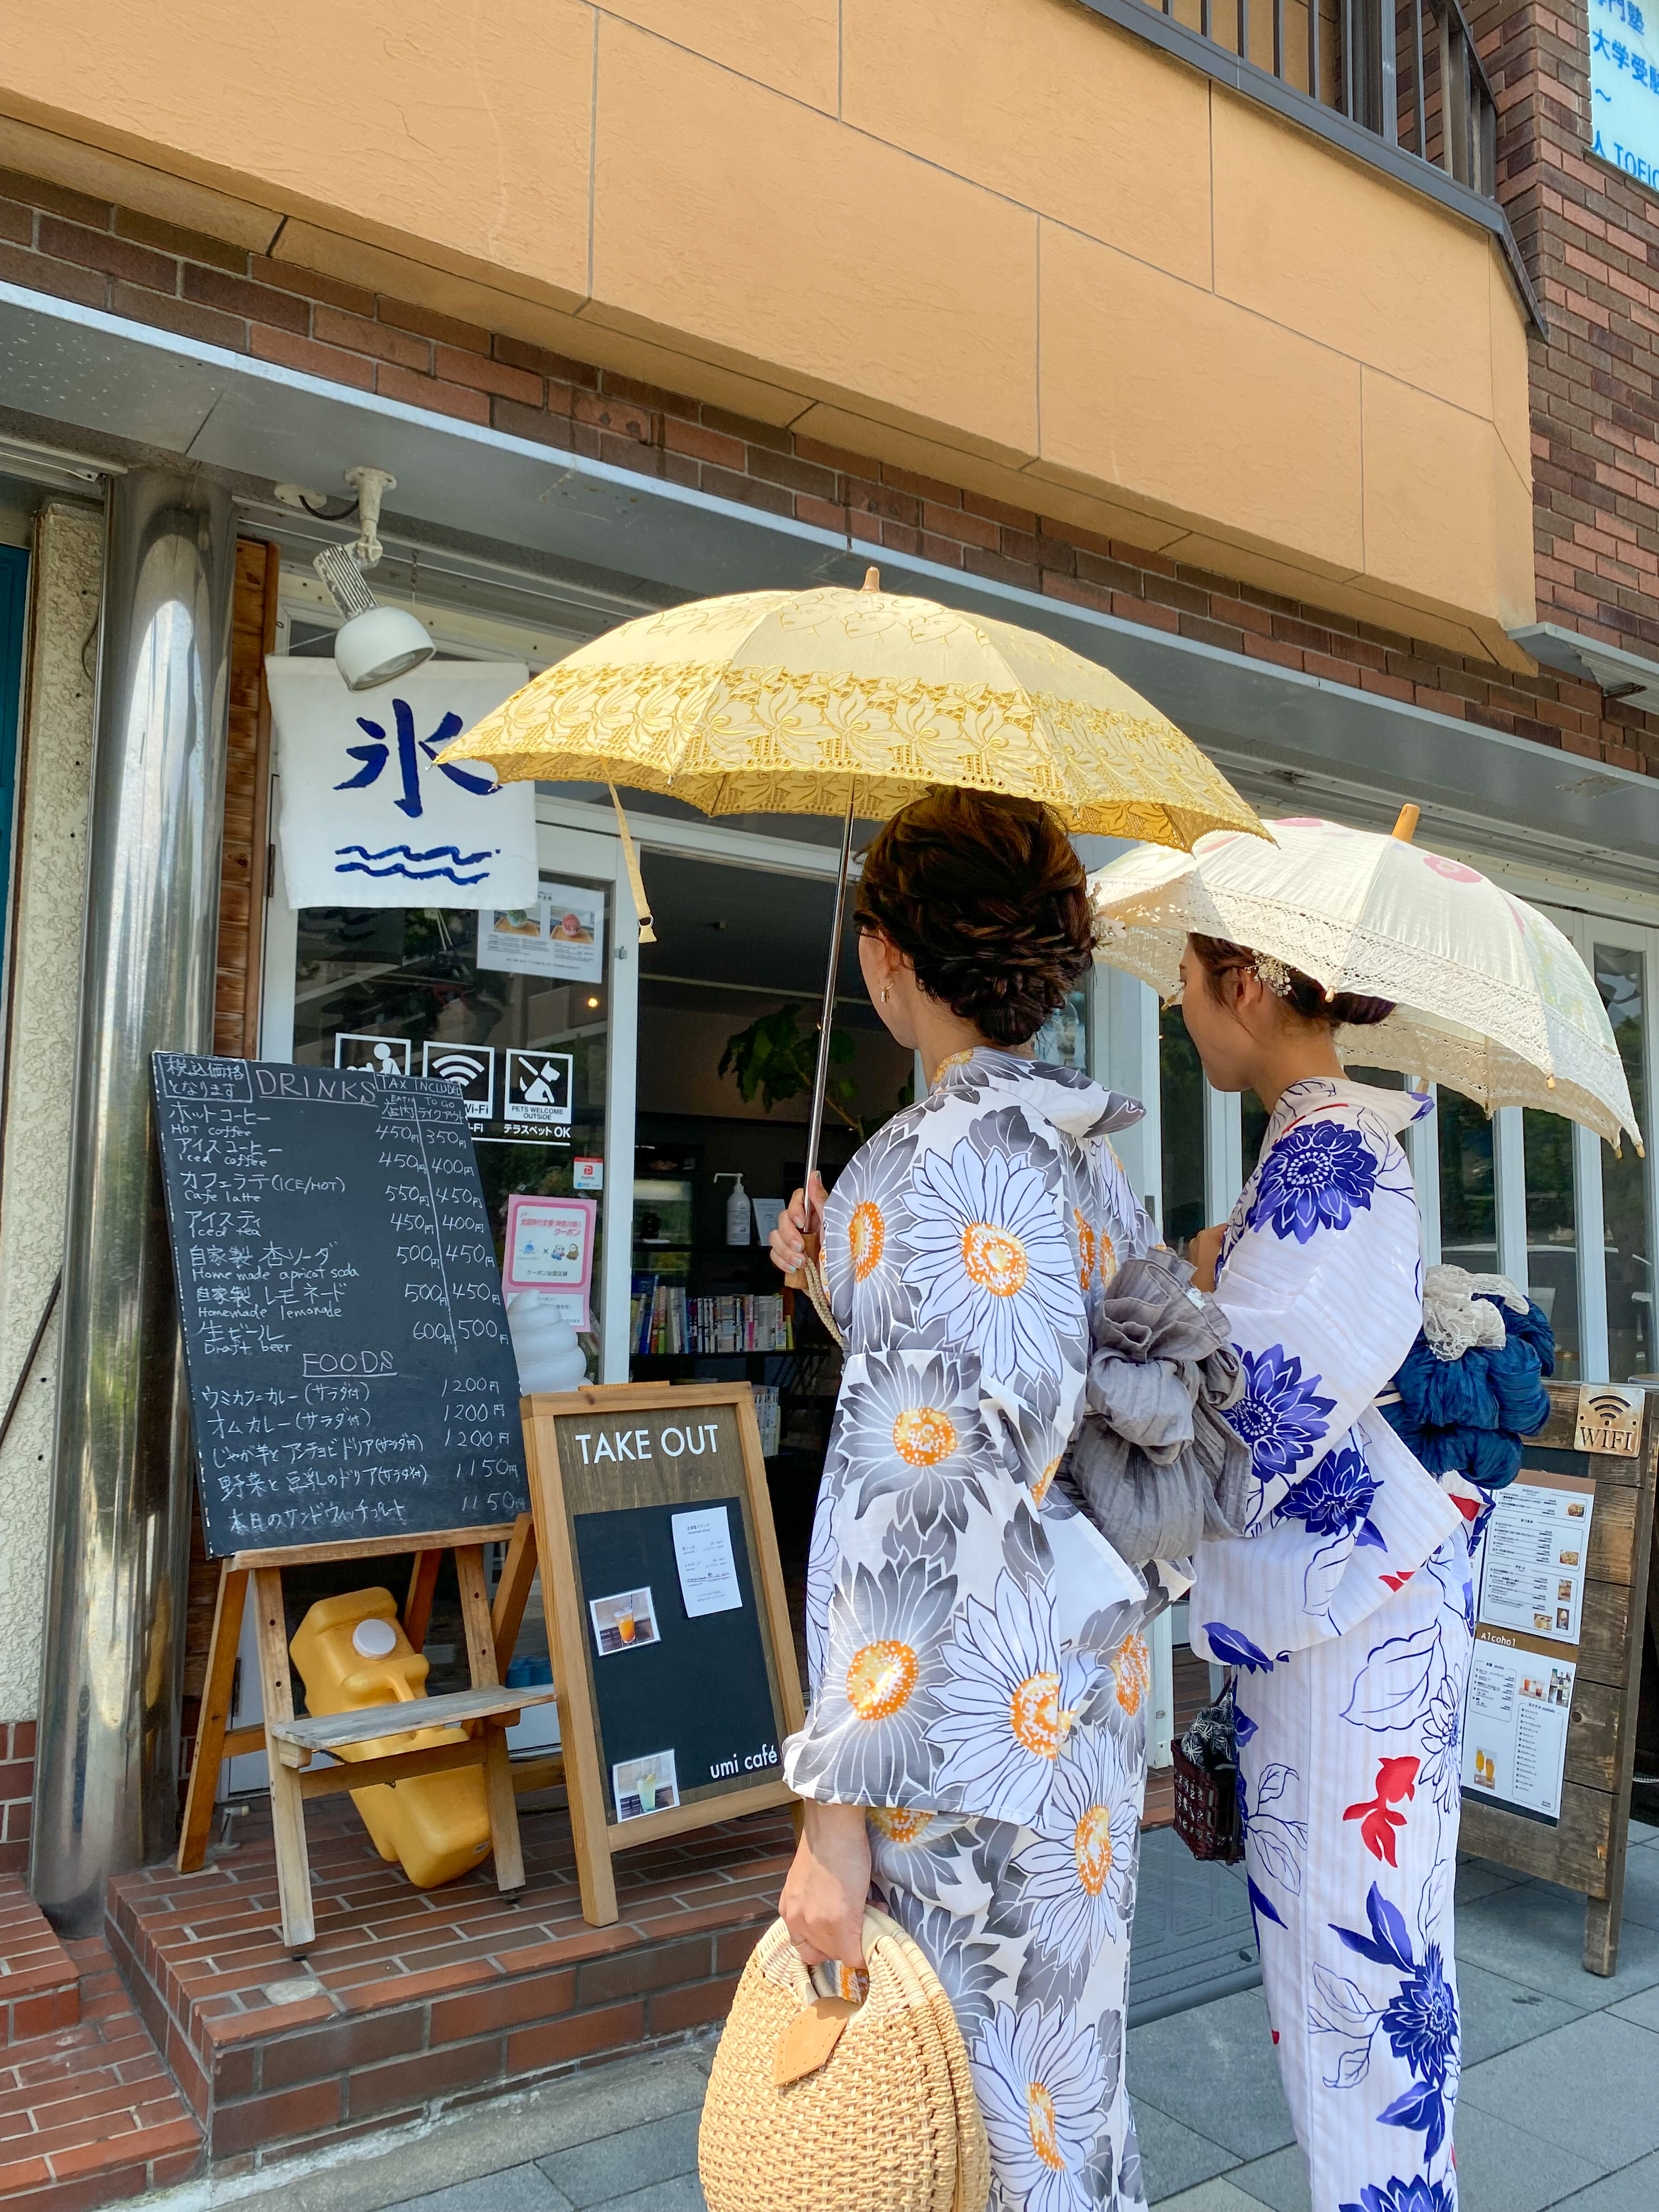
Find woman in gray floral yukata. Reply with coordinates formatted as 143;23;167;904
769;789;1161;2212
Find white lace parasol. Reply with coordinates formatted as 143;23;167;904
1088;814;1641;1151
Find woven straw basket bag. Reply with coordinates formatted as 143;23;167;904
699;1908;990;2212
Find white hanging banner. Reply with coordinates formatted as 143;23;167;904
268;658;536;909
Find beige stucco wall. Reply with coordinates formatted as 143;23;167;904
0;502;99;1719
0;0;1533;661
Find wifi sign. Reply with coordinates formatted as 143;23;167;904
420;1042;495;1122
1574;1383;1643;1458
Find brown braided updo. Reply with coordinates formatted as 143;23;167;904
854;789;1095;1047
1187;934;1395;1028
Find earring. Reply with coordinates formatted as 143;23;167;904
881;985;890;1003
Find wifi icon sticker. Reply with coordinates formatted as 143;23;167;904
420;1042;495;1122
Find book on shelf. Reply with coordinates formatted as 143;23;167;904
627;1284;794;1359
752;1384;781;1457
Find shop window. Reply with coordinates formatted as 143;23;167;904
1438;1087;1497;1276
1160;1000;1205;1248
288;896;613;1369
1033;986;1087;1071
1595;945;1652;1381
627;851;913;1653
1524;1108;1579;1379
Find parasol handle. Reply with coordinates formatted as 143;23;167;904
785;561;877;1318
792;787;859;1267
1392;803;1420;843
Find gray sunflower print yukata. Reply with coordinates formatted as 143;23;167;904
782;1050;1163;2212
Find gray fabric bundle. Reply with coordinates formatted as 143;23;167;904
1062;1244;1254;1567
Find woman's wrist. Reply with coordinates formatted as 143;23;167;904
800;1798;868;1843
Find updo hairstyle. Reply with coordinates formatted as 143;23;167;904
855;789;1094;1047
1188;933;1395;1029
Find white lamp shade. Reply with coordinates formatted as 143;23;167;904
334;603;436;692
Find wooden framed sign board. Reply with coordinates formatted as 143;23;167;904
1459;1381;1659;1974
523;1384;805;1926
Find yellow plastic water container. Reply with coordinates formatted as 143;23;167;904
288;1587;493;1889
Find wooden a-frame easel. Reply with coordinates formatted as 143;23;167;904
179;1516;557;1954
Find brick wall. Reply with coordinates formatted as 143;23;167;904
1486;1;1659;670
0;1723;35;1877
1;153;1655;776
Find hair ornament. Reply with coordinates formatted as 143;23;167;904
1253;952;1295;998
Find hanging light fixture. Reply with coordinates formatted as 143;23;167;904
311;465;435;692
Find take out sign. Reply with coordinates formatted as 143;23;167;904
568;1418;723;1466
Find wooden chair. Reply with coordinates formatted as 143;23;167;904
179;1516;554;1953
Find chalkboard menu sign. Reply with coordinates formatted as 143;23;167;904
523;1383;805;1926
151;1053;528;1558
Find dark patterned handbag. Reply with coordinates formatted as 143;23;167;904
1172;1675;1245;1866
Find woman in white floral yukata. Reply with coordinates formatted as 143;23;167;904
769;788;1164;2212
1179;934;1477;2212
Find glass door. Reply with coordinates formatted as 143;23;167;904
262;815;638;1380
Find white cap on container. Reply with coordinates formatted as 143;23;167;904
351;1617;398;1658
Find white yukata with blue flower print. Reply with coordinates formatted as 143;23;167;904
1190;1080;1478;2212
784;1050;1164;2212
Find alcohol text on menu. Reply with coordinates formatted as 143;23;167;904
1461;1630;1577;1824
151;1053;528;1557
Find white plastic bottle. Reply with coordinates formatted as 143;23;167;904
714;1171;752;1246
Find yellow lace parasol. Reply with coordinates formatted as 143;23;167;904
439;569;1263;1311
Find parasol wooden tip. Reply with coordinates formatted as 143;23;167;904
1391;803;1421;843
862;566;881;592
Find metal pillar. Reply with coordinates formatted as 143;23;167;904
31;468;234;1931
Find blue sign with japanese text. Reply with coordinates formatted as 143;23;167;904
1591;0;1659;191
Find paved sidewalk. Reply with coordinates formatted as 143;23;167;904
229;1825;1659;2212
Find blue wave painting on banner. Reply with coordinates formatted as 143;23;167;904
269;658;538;910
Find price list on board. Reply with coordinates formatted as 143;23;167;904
151;1053;528;1558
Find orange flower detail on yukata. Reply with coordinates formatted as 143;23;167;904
847;1639;921;1720
789;1556;955;1804
1074;1210;1096;1293
935;1570;1091;1824
1012;1720;1142;1959
893;1404;957;1466
1011;1671;1069;1760
1113;1632;1153;1718
910;1134;1080;1383
849;1199;885;1280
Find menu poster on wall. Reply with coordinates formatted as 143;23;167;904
1475;1466;1596;1646
1461;1628;1577;1824
477;883;605;983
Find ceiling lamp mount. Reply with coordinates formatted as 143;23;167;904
308;464;435;693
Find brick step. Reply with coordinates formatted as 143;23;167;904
0;1878;78;2046
0;1932;202;2208
108;1792;792;2174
